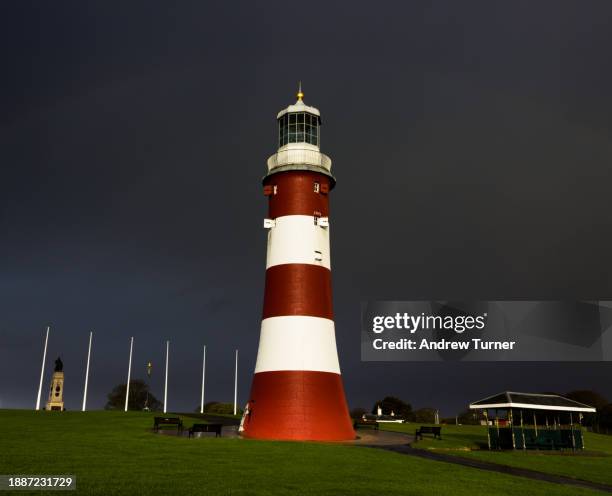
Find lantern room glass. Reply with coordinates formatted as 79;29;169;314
278;112;319;147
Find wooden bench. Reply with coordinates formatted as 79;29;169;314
153;416;183;433
189;423;223;438
415;426;441;441
353;419;379;430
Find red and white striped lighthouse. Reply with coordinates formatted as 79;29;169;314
242;87;354;441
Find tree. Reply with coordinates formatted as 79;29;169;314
198;401;242;416
371;396;412;418
565;390;608;410
599;404;612;432
105;380;162;411
413;408;437;424
350;407;367;419
565;390;608;427
457;408;485;425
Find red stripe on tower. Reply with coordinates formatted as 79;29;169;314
262;264;333;320
241;87;354;441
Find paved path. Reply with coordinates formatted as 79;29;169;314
351;429;612;494
348;428;415;446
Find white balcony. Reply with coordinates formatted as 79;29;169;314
267;146;332;173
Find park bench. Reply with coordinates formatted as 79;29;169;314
415;426;441;441
353;419;379;430
188;423;223;438
153;416;183;433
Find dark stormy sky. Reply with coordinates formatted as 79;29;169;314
1;1;612;415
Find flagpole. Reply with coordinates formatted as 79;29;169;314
164;340;169;414
200;345;206;414
124;337;133;412
82;331;93;412
35;326;50;410
233;349;238;416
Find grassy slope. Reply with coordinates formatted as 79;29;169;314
382;422;612;486
0;410;601;496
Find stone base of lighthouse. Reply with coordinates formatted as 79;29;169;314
242;370;355;441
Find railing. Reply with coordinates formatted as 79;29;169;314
267;148;332;172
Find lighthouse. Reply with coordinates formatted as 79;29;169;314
242;87;354;441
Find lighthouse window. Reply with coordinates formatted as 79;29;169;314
280;114;286;145
278;112;319;147
289;115;296;142
306;114;319;146
297;114;305;142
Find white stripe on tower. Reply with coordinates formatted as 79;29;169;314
266;215;330;269
254;316;340;374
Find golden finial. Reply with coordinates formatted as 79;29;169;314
296;81;304;101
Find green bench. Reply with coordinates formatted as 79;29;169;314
415;426;441;441
153;416;183;433
353;419;379;430
188;423;223;438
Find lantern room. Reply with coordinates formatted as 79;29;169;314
266;85;333;182
275;86;321;150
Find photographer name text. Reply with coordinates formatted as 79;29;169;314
370;312;516;351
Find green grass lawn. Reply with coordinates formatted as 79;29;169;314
381;422;612;486
0;410;605;495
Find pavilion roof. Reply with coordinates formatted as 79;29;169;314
469;391;596;413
